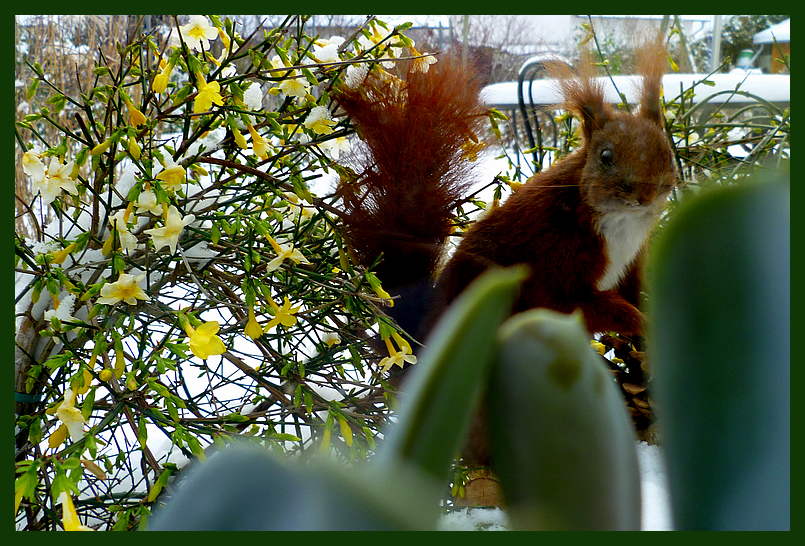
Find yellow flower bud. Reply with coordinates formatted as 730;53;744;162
74;368;94;395
126;99;148;127
91;139;112;156
50;243;77;265
218;28;231;50
101;234;115;256
99;369;113;382
48;424;68;449
244;307;263;340
152;62;174;94
232;127;248;149
114;349;125;379
128;138;141;160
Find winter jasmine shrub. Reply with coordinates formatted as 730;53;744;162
14;14;433;531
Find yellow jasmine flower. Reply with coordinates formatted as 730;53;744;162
264;297;301;332
366;272;394;307
144;205;195;254
90;139;112;155
128;137;142;160
96;272;148;306
278;77;309;99
22;150;46;182
379;333;417;372
135;189;163;215
179;15;218;52
322;332;341;347
105;209;138;254
590;340;607;355
460;139;486;162
247;124;269;159
54;387;87;442
184;320;226;360
33;157;80;205
193;73;224;114
265;235;311;272
244;307;263;340
232;127;248;149
312;36;345;64
48;424;68;449
124;97;148;127
269;55;310;99
46;157;78;193
126;375;138;391
217;27;231;50
152;60;174;94
155;165;186;190
50;242;77;265
303;106;336;135
72;368;94;396
410;47;438;73
58;492;94;531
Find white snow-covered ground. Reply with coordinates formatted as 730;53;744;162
437;441;672;531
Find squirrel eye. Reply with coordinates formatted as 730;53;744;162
600;148;614;166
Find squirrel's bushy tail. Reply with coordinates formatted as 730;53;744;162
336;56;488;292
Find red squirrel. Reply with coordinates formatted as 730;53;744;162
337;41;676;343
336;44;675;471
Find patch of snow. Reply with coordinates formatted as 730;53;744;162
438;507;509;531
637;441;673;530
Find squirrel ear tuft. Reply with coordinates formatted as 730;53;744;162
547;51;611;141
635;35;668;127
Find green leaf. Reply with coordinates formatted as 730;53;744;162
648;166;789;530
15;464;38;504
375;266;526;484
147;467;173;502
337;414;353;447
489;309;641;530
26;78;40;100
147;444;437;530
224;413;250;423
81;387;95;420
137;418;148;447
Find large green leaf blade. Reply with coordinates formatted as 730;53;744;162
648;169;789;530
488;309;642;530
147;443;439;530
376;266;527;484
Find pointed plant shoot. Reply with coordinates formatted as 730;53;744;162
648;167;789;530
375;266;527;485
489;309;642;530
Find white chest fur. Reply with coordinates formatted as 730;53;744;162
595;209;656;291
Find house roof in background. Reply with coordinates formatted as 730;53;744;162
753;18;790;44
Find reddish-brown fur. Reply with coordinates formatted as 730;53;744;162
438;42;676;337
336;41;676;468
336;56;488;290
